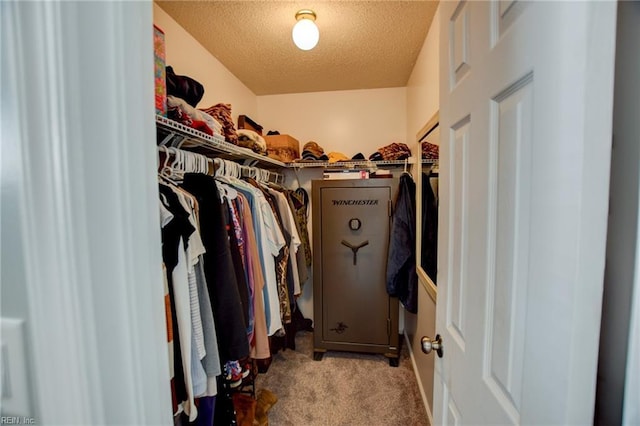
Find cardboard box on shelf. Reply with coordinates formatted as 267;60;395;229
264;134;300;163
237;115;263;135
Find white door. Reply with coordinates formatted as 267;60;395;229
432;1;617;424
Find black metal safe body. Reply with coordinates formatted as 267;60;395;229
312;179;400;366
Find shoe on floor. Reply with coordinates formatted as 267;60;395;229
255;388;278;426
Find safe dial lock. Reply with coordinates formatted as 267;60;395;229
348;218;361;231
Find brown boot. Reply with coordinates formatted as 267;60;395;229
254;389;278;426
232;393;256;426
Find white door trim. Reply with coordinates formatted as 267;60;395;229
563;1;617;419
3;1;171;423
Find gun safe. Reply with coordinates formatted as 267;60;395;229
312;179;400;366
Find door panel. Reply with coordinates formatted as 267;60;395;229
491;0;527;45
450;1;471;86
433;1;616;424
484;74;533;417
447;117;470;350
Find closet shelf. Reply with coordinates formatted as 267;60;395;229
156;116;439;171
156;115;286;169
289;158;438;169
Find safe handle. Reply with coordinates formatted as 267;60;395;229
340;240;369;265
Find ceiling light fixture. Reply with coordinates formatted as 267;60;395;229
292;9;319;51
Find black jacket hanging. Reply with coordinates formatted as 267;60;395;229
386;174;418;313
421;172;438;283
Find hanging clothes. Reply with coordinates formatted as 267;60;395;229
223;197;251;329
421;171;438;283
236;194;271;359
180;173;250;363
386;173;418;314
159;183;201;420
160;180;223;407
267;185;302;298
230;177;286;336
226;196;254;339
287;188;312;272
157;146;310;422
247;178;292;326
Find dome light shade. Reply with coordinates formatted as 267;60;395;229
292;10;319;51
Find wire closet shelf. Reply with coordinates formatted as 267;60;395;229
156;115;439;171
156;115;286;169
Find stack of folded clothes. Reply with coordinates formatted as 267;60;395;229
369;142;412;161
422;141;439;159
300;141;329;161
167;95;223;137
199;103;239;145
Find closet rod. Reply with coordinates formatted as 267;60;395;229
158;146;215;176
213;157;284;185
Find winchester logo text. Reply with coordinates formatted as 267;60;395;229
332;199;379;206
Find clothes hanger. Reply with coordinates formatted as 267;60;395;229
158;146;182;185
159;146;172;175
232;162;241;179
200;154;209;175
174;147;188;181
292;166;302;189
214;159;242;200
222;160;240;199
213;158;224;177
400;158;413;179
185;150;207;175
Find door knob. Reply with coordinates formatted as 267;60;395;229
421;334;443;358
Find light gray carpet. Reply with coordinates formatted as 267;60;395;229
254;331;428;426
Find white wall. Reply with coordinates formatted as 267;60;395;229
257;88;407;157
153;3;258;120
403;4;440;423
406;5;440;146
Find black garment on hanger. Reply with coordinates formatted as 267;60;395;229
180;173;250;363
158;184;194;409
421;172;438;283
287;188;312;268
223;198;250;328
386;174;418;313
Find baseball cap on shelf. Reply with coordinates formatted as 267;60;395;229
328;152;350;163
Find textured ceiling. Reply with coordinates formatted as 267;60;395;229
156;1;439;95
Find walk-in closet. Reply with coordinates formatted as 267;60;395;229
2;1;639;425
147;2;441;423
